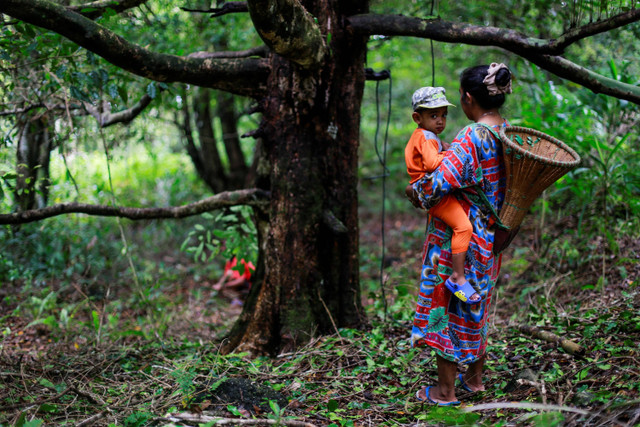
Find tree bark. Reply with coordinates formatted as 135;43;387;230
224;1;369;355
193;89;227;192
15;114;52;211
217;91;249;189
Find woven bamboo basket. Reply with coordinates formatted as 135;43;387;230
497;126;581;229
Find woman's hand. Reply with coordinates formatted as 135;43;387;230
405;184;422;209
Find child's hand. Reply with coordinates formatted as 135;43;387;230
405;185;422;208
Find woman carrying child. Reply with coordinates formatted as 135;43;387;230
407;63;513;406
405;86;478;303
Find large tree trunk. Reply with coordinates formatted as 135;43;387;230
224;1;368;355
194;89;227;192
217;91;248;189
15;114;52;211
180;87;250;193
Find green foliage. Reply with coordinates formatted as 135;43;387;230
123;411;153;427
181;207;257;267
13;414;44;427
0;2;638;425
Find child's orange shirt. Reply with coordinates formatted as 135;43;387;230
405;128;444;184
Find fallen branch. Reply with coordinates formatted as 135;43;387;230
0;188;270;225
463;401;591;415
517;324;585;357
516;378;547;405
75;410;108;427
160;412;317;426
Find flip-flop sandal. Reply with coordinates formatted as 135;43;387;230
415;386;461;406
458;373;473;392
458;373;485;393
445;278;481;304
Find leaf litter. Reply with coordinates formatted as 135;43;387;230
0;212;638;426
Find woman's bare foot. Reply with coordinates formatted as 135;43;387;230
459;372;486;392
416;384;459;405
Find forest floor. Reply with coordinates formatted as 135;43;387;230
0;211;639;426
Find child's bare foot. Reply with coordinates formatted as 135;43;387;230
445;275;481;303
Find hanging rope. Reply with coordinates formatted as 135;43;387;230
370;69;392;320
430;0;436;86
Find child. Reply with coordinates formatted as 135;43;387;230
213;256;255;305
405;86;480;304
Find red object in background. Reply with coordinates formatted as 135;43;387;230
224;257;255;282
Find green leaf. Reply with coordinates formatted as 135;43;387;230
268;399;281;414
608;59;618;80
146;82;157;99
38;378;56;389
92;310;100;331
327;399;339;412
576;368;589;380
395;285;409;297
227;405;241;416
117;85;129;103
38;403;58;413
108;83;119;100
70;85;91;103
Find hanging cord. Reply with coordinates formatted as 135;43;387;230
98;129;146;305
372;71;392;321
430;41;435;86
430;0;436;86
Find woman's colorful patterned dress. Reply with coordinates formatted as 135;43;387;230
411;122;507;364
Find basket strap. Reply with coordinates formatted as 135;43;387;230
468;123;509;231
477;122;502;141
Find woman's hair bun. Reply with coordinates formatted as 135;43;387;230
495;68;511;87
460;63;512;109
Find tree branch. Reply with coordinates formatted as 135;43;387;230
69;0;149;19
187;46;268;59
181;2;249;18
349;9;640;55
247;0;327;68
348;14;549;52
550;8;640;52
348;12;640;105
0;103;46;116
521;54;640;105
0;0;270;98
83;92;156;127
0;188;270;225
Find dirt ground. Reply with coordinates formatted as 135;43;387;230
1;211;639;426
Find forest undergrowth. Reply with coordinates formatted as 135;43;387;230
0;210;638;427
